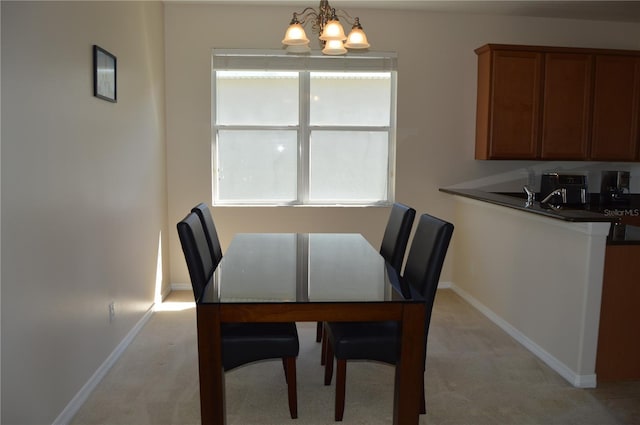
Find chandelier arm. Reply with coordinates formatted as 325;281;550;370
292;8;320;26
333;9;357;26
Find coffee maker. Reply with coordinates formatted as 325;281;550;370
540;173;589;207
600;171;630;205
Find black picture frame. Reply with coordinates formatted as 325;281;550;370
93;45;117;103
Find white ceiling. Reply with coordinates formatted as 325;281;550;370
182;1;640;24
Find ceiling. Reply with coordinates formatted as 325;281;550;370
186;1;640;24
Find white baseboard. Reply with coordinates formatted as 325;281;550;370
161;283;173;301
171;282;192;291
53;306;156;425
449;283;596;389
437;281;452;289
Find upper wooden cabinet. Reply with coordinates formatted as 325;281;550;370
475;47;542;159
541;53;592;160
590;55;640;161
475;44;640;161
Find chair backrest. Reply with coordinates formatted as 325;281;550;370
177;212;214;302
379;203;416;272
403;213;454;326
191;203;223;267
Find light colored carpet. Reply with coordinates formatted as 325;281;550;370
71;289;640;425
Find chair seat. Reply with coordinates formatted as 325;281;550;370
222;322;299;371
325;321;400;365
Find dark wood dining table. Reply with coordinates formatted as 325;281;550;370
196;233;426;425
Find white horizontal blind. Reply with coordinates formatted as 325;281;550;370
212;49;397;72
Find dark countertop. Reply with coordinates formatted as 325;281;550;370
440;187;640;245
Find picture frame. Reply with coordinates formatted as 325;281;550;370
93;45;117;103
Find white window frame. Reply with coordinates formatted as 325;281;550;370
211;49;398;206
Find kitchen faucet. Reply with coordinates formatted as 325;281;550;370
523;185;536;204
540;188;567;208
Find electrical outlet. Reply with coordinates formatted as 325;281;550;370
109;302;116;323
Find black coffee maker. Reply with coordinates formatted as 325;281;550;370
540;173;589;207
600;171;630;205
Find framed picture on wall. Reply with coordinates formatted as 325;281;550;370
93;45;117;103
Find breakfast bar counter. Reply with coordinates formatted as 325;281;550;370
439;188;640;244
442;186;640;385
442;188;614;387
438;188;613;221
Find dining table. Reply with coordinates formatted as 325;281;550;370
195;232;427;425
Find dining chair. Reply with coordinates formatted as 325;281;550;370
322;212;454;421
317;202;416;354
191;202;223;268
379;202;417;272
177;212;300;419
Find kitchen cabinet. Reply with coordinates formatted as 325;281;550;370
475;46;542;159
596;243;640;381
475;44;640;161
541;53;592;160
590;55;640;161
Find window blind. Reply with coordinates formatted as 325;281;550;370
212;49;397;72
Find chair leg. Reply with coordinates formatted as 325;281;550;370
316;321;323;342
324;339;334;385
320;325;327;365
420;372;426;414
335;359;347;421
284;357;298;419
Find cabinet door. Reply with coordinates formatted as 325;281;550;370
477;49;542;159
590;55;640;161
596;244;640;381
541;53;592;160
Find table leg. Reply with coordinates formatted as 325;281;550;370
196;305;225;425
393;302;426;425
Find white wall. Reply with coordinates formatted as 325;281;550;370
1;2;167;424
451;196;610;387
164;3;640;286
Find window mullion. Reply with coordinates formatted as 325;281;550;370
299;71;310;204
387;71;398;202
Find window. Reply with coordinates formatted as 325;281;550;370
212;50;397;206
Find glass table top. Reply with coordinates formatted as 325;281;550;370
200;233;421;304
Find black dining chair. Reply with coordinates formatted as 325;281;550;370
322;213;454;421
317;202;416;357
191;202;223;268
379;202;417;272
177;212;300;419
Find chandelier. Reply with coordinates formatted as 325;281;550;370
281;0;370;55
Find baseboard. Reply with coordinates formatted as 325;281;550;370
449;283;596;389
171;282;192;291
437;281;452;289
53;305;155;425
161;283;173;301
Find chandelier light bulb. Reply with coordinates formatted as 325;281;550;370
283;22;310;45
320;20;347;41
322;39;348;55
345;18;370;49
